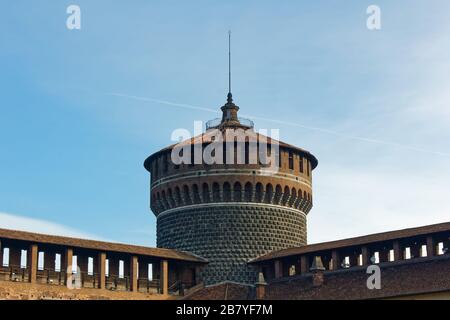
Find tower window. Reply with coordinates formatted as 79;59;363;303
299;157;304;173
223;141;227;165
244;141;249;164
307;160;310;176
288;152;294;170
278;150;282;168
189;145;194;166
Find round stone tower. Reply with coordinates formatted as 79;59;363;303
144;92;318;284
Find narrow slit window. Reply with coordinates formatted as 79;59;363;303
288;152;294;170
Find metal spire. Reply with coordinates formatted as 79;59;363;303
227;30;233;103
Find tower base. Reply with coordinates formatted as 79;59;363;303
157;203;307;284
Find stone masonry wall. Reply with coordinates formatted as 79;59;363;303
157;204;307;284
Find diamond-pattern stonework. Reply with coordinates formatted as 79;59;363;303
157;204;307;284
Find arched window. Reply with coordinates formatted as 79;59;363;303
233;182;242;202
288;152;294;170
278;150;282;168
282;186;290;205
274;185;283;204
244;139;250;164
244;182;253;202
295;189;304;208
289;188;297;207
255;183;264;202
264;184;273;204
223;141;227;165
223;182;232;202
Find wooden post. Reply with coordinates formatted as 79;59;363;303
28;244;38;283
97;252;106;289
160;260;168;295
300;256;308;274
425;236;435;257
331;250;340;270
361;246;369;266
130;256;138;292
255;272;267;300
64;248;73;285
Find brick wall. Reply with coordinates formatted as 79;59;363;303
264;256;450;300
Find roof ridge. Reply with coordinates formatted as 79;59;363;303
0;227;208;263
249;221;450;263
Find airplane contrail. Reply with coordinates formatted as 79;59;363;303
106;92;450;158
107;93;218;114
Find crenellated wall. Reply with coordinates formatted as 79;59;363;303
249;222;450;299
0;229;207;299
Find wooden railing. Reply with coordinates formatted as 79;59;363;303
0;267;168;293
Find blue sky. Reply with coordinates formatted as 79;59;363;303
1;1;450;246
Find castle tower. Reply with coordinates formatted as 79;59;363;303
143;90;318;284
144;35;317;284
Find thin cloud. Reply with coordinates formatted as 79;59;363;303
107;92;450;157
0;212;106;241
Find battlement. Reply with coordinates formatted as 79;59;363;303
0;228;207;299
249;222;450;299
